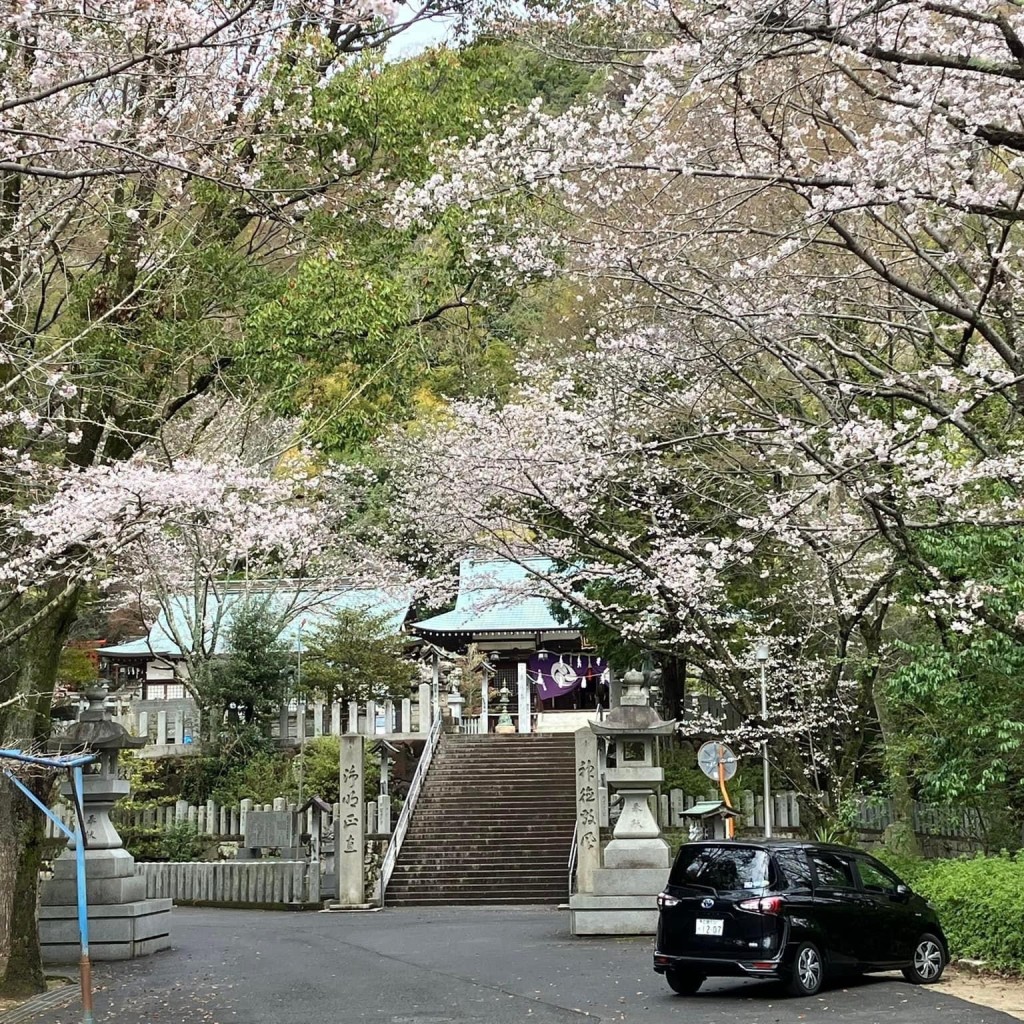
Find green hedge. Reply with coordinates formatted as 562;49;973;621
877;851;1024;973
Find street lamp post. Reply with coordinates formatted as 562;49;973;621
296;619;306;805
755;642;772;838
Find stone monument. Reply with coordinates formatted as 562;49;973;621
334;732;366;907
39;683;173;962
569;668;676;935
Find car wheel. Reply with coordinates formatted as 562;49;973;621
665;968;704;995
786;941;824;997
902;934;946;984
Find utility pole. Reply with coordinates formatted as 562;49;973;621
755;642;772;838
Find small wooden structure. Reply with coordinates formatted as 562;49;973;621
679;800;741;840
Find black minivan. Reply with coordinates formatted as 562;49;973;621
653;840;947;997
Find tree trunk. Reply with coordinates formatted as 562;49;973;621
0;773;53;997
874;678;922;857
661;655;684;721
0;585;79;996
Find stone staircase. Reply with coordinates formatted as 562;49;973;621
384;733;577;907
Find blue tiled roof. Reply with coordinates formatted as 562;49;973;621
98;587;412;659
412;558;578;636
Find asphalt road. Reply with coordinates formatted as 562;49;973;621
23;906;1020;1024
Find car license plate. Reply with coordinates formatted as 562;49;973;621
695;918;724;936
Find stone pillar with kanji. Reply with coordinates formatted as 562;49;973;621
569;668;677;936
574;727;601;893
338;733;365;906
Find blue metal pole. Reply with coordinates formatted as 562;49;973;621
72;766;95;1024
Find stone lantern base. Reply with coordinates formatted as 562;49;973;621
39;835;173;965
39;685;172;963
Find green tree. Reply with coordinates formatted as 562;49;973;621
201;604;291;731
181;605;291;805
885;525;1024;846
301;609;415;705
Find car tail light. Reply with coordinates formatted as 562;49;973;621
738;896;784;915
657;892;680;908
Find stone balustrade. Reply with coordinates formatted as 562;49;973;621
135;859;316;908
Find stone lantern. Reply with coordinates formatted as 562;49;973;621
569;668;676;935
39;682;172;962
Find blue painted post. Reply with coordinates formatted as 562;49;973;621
0;751;96;1024
72;766;95;1024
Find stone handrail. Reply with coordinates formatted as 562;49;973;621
567;822;578;901
379;709;442;903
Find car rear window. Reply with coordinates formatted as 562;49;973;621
668;845;771;893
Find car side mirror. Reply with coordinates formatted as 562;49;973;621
891;883;911;902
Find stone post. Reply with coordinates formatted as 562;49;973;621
418;683;431;732
608;667;621;709
338;733;365;906
574;727;601;894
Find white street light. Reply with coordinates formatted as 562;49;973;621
754;642;772;838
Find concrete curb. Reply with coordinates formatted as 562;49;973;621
953;959;990;975
0;982;77;1024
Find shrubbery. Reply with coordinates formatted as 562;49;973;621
877;850;1024;973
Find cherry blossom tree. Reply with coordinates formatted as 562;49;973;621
0;0;467;994
380;0;1024;826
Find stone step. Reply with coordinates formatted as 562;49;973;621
385;879;568;893
437;749;575;758
401;838;572;850
409;808;575;817
430;765;577;770
411;802;574;814
405;816;574;828
415;786;577;794
400;841;572;853
385;884;567;900
440;748;574;756
389;864;568;877
423;778;575;787
391;733;578;905
385;895;566;907
403;827;573;840
416;793;575;803
404;817;574;828
443;737;575;744
430;770;575;776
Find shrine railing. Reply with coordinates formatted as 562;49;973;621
379;708;442;903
